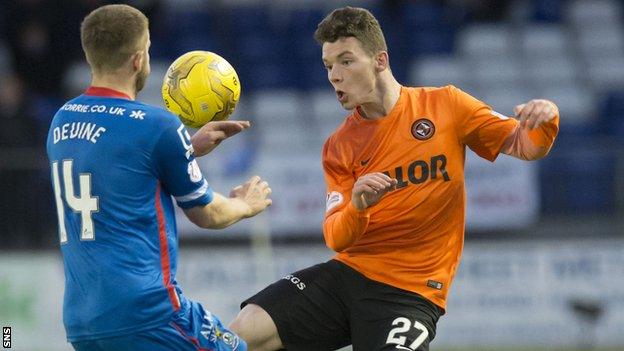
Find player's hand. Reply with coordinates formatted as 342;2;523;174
229;175;272;217
191;120;251;157
351;172;398;211
513;99;557;130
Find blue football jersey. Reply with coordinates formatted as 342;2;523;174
46;87;213;341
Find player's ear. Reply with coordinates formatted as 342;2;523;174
375;51;389;72
132;51;144;72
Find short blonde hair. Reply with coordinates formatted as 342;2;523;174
80;4;148;74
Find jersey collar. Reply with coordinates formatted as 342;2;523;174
85;86;132;100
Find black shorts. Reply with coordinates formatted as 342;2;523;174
241;260;443;351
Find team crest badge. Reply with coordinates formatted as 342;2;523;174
411;118;435;140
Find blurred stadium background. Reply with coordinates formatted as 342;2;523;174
1;0;623;350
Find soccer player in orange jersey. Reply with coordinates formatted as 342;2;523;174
230;6;559;351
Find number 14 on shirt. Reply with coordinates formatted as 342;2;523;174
51;159;99;243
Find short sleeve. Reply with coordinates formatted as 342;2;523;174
153;118;213;208
322;136;354;217
448;85;519;161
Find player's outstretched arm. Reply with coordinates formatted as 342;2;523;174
183;175;271;229
191;120;251;157
501;99;559;160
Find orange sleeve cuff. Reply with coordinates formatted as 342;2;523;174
323;201;370;252
527;114;559;148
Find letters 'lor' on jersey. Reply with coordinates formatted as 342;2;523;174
322;85;555;310
46;87;213;341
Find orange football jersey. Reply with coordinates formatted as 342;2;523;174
322;85;558;310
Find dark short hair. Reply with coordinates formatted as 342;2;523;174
314;6;387;56
80;4;148;74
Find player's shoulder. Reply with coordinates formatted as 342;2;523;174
324;114;354;150
130;100;178;122
405;84;460;99
111;100;184;134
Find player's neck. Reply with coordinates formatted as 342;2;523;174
358;75;401;120
91;74;137;100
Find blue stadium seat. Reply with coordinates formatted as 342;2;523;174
404;1;447;30
601;90;624;136
296;58;327;91
238;62;296;91
152;10;217;59
540;141;615;214
409;55;468;87
287;8;325;35
237;33;283;63
530;0;564;23
290;30;321;61
172;35;217;58
406;27;455;56
222;6;270;35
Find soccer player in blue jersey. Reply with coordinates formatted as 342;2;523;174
46;4;269;351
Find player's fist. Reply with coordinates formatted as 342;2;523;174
352;172;398;210
191;120;251;157
513;99;558;130
230;175;272;217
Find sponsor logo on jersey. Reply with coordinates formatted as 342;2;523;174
177;124;194;159
60;103;127;117
220;331;239;347
325;191;343;213
411;118;435;140
129;110;145;120
200;311;217;342
382;154;450;189
427;280;443;290
188;160;203;183
491;110;509;120
282;274;306;290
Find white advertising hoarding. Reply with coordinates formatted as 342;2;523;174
2;239;623;350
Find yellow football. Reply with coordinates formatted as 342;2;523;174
162;51;241;128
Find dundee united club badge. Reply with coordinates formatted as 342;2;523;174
411;118;435;140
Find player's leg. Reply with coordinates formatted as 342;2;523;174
72;303;247;351
172;300;248;351
230;260;352;351
228;303;282;350
71;340;101;351
72;325;197;351
70;324;200;351
347;271;443;351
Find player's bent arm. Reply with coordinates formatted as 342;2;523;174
323;202;370;252
183;192;252;229
502;100;560;161
183;175;271;229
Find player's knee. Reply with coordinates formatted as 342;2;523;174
228;312;247;337
230;304;264;337
229;304;281;350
